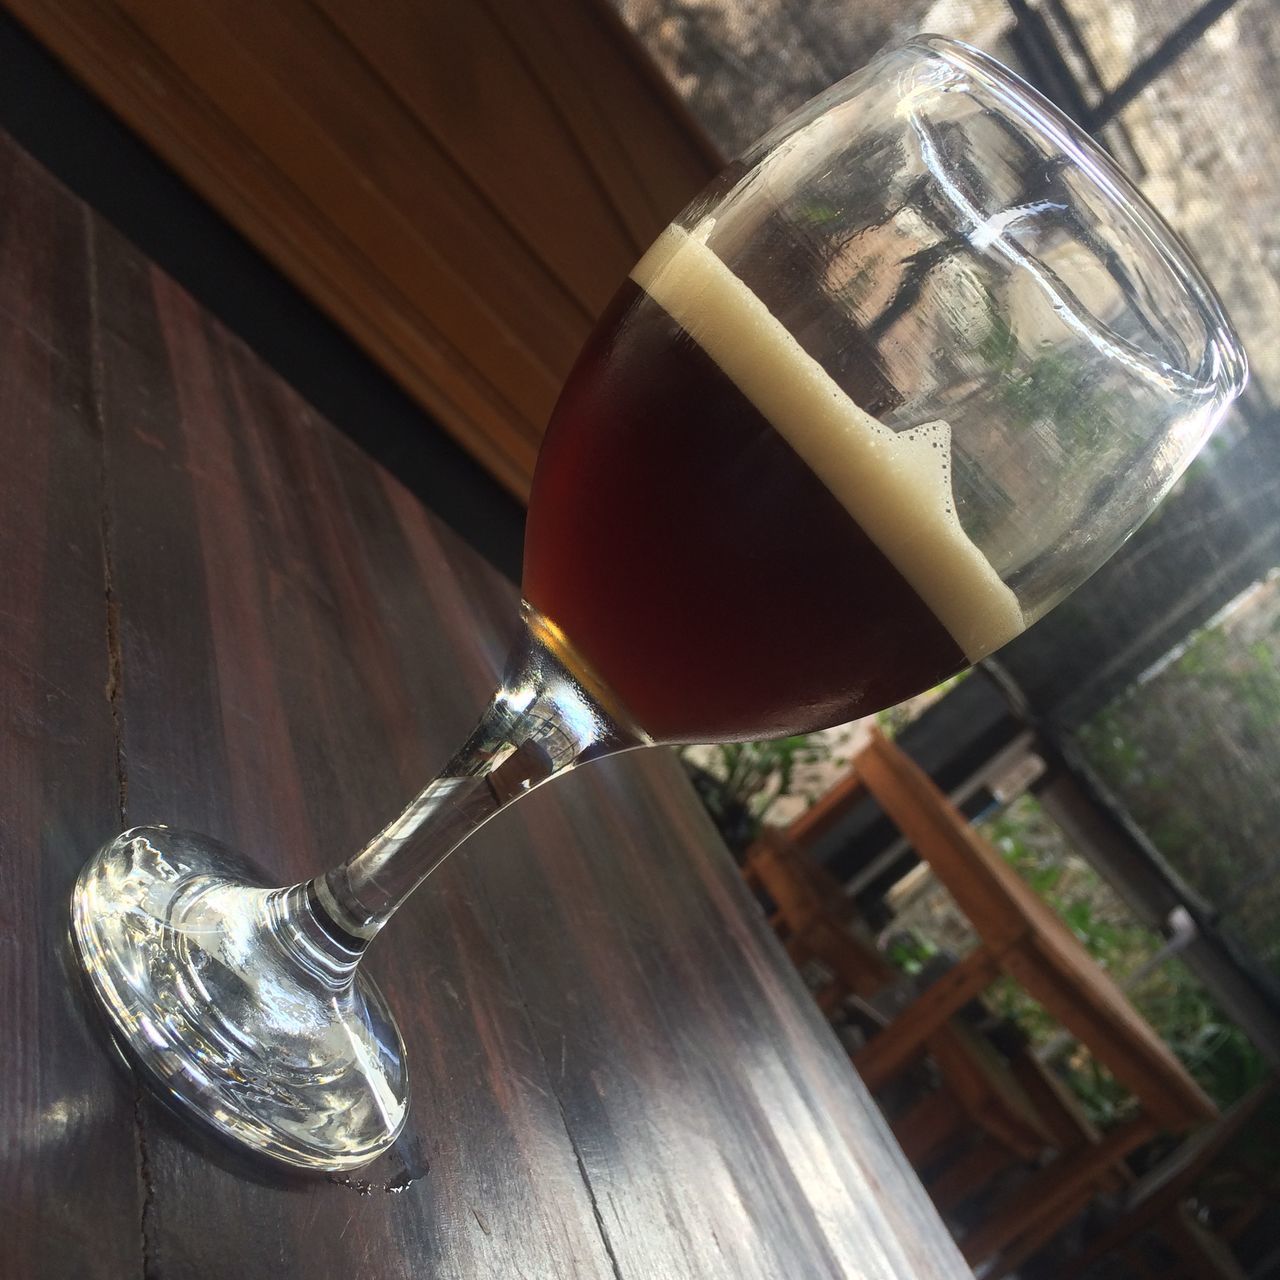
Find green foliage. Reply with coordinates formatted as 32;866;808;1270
986;799;1154;978
975;794;1267;1125
976;312;1117;451
1001;352;1100;442
976;312;1019;368
1076;575;1280;958
885;932;939;978
799;200;843;226
1129;963;1269;1108
682;733;835;830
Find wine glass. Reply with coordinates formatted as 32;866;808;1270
70;36;1246;1171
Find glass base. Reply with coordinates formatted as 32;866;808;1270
71;827;408;1171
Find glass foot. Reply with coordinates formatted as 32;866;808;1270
71;827;408;1171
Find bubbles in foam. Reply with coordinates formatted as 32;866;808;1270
631;223;1024;662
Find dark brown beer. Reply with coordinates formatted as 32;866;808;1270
523;230;1020;743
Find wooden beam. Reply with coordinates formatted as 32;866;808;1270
852;945;1003;1091
1;0;720;498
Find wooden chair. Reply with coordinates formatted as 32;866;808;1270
744;830;1068;1202
743;828;890;1011
1066;1076;1279;1280
752;727;1213;1274
770;726;1217;1277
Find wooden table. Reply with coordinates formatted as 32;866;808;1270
0;130;969;1279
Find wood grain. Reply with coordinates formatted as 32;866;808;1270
1;0;722;499
0;132;140;1280
0;127;969;1278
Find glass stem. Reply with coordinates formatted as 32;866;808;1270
309;605;647;948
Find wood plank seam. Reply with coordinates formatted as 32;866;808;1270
85;210;158;1280
85;216;130;830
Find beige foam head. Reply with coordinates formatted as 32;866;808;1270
632;223;1024;662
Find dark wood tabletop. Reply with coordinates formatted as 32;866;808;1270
0;127;969;1280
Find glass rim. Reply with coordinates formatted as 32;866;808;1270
909;34;1248;402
